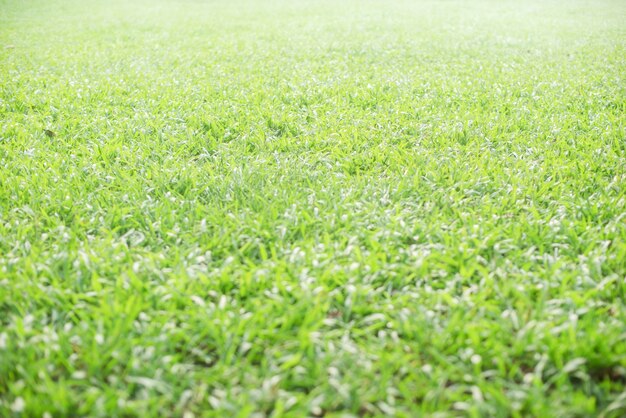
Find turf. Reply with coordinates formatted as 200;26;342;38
1;0;625;416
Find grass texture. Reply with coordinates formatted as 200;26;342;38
1;0;625;416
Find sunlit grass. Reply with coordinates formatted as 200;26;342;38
1;0;625;416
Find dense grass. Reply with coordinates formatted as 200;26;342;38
1;0;625;416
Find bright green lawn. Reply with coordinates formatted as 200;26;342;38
1;0;625;416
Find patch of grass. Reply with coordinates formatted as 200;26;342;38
1;0;625;416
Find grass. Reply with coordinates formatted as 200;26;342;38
1;0;625;416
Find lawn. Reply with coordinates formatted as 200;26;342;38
1;0;625;416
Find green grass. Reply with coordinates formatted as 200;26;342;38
1;0;625;416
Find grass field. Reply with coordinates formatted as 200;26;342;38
1;0;625;416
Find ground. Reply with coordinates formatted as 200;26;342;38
1;0;625;416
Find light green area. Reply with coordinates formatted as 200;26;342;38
1;0;625;416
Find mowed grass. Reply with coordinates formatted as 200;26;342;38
1;0;625;416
